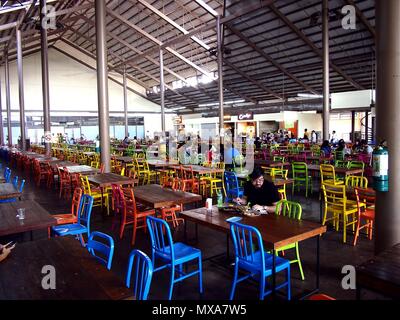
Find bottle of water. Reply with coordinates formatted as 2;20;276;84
217;190;223;208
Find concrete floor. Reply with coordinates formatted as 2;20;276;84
1;160;386;300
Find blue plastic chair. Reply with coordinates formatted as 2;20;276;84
52;194;93;246
228;218;291;300
146;216;203;300
126;249;153;300
86;231;115;270
224;171;244;202
4;167;11;183
0;177;25;203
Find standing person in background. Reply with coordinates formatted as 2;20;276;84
330;130;338;145
303;128;310;140
311;130;317;144
132;136;138;146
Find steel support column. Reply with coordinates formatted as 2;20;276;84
322;0;330;141
0;75;4;145
16;29;26;151
351;111;356;143
123;65;128;138
364;111;369;142
159;48;165;133
375;0;400;253
40;0;52;156
95;0;111;172
217;15;224;152
5;55;12;146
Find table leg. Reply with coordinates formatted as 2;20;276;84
272;249;276;299
316;234;320;291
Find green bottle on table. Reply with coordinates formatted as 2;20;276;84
217;190;223;208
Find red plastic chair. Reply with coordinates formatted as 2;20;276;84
308;293;336;300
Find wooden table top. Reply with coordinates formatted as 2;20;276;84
113;156;134;163
254;159;290;167
180;206;326;250
133;184;202;208
0;183;21;200
143;159;179;167
87;173;135;187
49;160;78;170
0;200;56;237
36;157;58;162
307;164;364;175
169;165;224;175
62;165;99;175
356;243;400;299
0;237;132;300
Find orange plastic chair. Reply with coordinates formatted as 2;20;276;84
117;187;155;245
353;187;375;246
48;188;83;238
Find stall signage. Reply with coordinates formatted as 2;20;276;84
238;112;253;120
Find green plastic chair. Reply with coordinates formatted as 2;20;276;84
292;162;313;197
275;200;305;281
348;161;365;177
334;160;349;168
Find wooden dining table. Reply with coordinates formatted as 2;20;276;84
181;206;326;299
307;164;364;176
133;184;202;209
62;165;99;175
0;183;21;200
87;173;136;188
0;237;132;300
0;200;56;237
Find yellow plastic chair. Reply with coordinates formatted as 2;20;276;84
271;168;288;200
321;183;358;243
80;175;110;215
345;176;368;188
203;162;226;197
320;164;344;185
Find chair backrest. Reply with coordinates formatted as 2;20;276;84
12;176;18;188
87;231;115;270
77;194;94;234
228;219;265;272
18;179;25;193
4;167;11;183
80;175;92;194
146;216;174;260
224;171;240;194
348;161;365;170
271;168;288;179
334;160;348;168
292;162;308;178
354;187;376;210
126;249;153;300
71;187;83;216
320;164;337;183
275;200;302;220
345;175;368;188
322;184;346;210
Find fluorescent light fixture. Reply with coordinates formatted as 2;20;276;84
198;99;245;107
169;107;186;111
297;93;323;99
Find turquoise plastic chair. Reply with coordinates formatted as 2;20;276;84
228;218;291;300
52;194;93;246
86;231;115;270
126;249;153;300
146;216;203;300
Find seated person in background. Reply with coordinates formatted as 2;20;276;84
224;145;241;169
254;137;262;149
122;136;130;147
320;140;332;157
234;167;280;214
361;139;373;154
352;139;362;152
